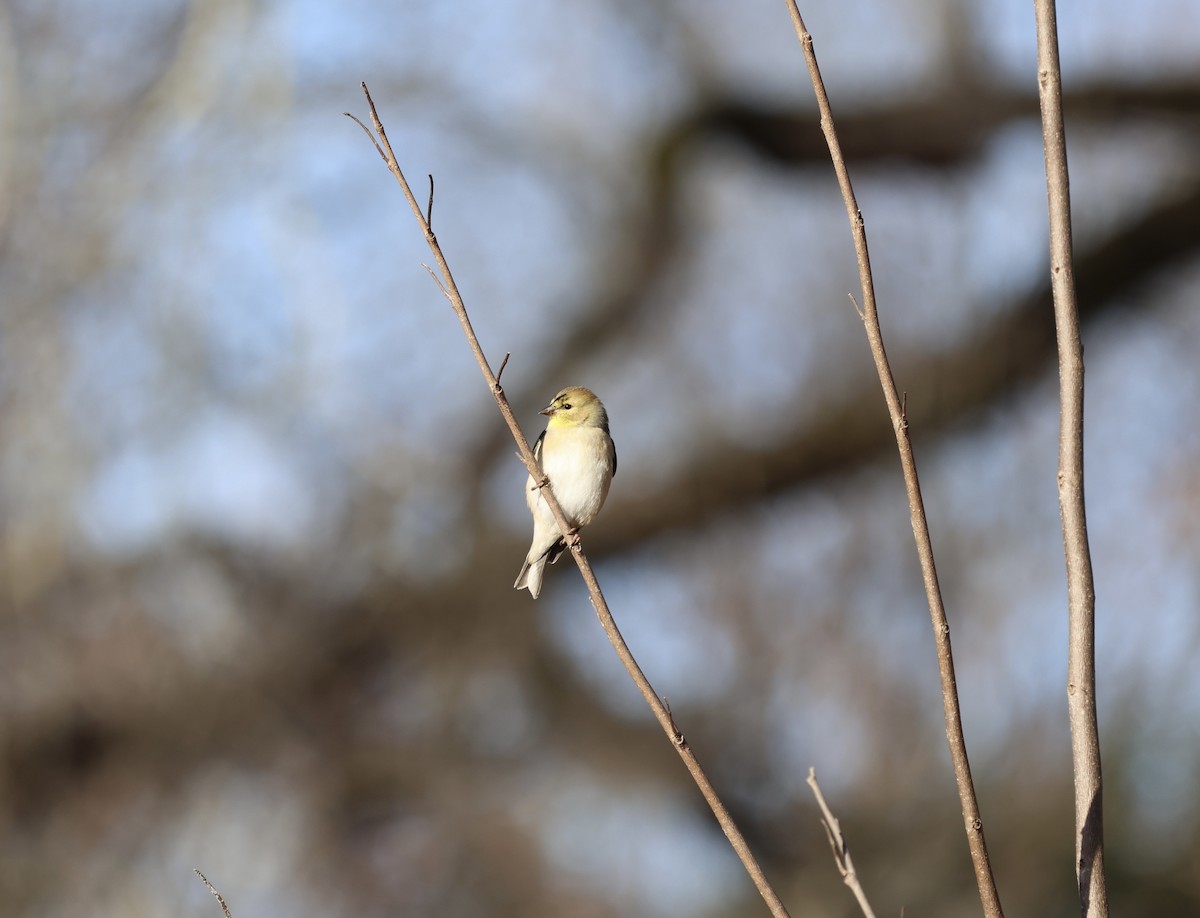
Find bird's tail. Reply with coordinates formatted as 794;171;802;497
513;554;547;599
514;538;566;599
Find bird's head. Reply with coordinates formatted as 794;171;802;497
540;386;609;430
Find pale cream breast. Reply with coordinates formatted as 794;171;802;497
536;426;614;528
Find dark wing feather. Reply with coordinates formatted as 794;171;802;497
528;430;547;495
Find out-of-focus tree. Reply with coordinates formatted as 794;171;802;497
2;1;1199;916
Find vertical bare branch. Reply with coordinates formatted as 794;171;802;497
781;6;1004;916
1032;3;1109;915
807;769;877;918
347;83;792;918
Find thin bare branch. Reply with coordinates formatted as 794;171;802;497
847;292;865;320
1032;2;1108;915
349;81;791;918
421;262;450;300
807;769;877;918
193;869;233;918
494;351;511;391
342;112;386;163
782;6;1004;915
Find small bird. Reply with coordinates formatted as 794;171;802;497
514;386;617;598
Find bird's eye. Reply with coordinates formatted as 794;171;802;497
562;403;571;410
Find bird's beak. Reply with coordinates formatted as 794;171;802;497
539;403;556;417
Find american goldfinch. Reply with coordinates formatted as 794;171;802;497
514;387;617;599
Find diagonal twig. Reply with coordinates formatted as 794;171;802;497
347;81;792;918
782;6;1004;916
807;769;877;918
1032;2;1108;915
193;869;233;918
